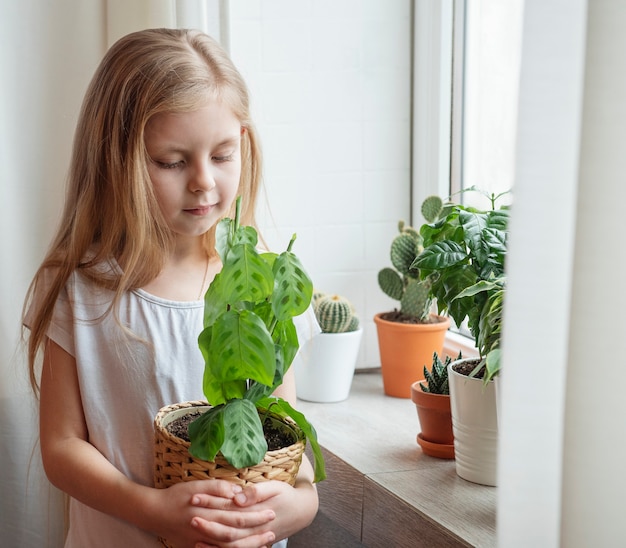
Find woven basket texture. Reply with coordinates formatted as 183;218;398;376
154;401;305;489
154;401;306;548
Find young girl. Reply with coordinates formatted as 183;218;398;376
24;28;318;548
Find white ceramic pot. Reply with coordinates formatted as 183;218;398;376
448;358;498;486
293;328;363;403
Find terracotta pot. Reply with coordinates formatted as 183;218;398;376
374;313;450;398
410;381;455;459
293;328;363;403
448;358;498;486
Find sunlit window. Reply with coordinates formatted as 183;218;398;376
452;0;524;209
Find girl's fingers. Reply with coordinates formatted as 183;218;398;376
191;516;276;547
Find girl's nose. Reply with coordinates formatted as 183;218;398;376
189;159;216;192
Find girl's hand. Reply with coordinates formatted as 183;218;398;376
191;478;318;546
149;480;277;548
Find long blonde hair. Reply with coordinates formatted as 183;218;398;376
24;28;263;394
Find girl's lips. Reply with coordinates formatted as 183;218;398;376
184;206;211;216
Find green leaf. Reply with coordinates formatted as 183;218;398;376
483;227;507;255
459;209;490;266
260;251;278;269
203;272;227;328
454;279;502;301
244;379;274;402
257;397;327;483
412;240;467;271
215;218;232;264
202;309;275;404
484;348;502;384
272;251;313;321
188;405;225;462
272;319;299;372
220;243;274;305
220;399;268;468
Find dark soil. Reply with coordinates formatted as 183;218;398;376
167;410;296;451
452;358;487;379
379;309;442;324
167;411;202;440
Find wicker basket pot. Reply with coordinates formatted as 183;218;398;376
154;402;306;547
154;401;306;488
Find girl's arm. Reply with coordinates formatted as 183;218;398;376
40;339;277;548
192;366;320;544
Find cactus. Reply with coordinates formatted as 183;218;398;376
313;293;360;333
378;221;434;321
420;352;462;395
312;290;326;304
421;195;444;223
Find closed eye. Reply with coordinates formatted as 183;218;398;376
212;154;234;163
156;160;184;169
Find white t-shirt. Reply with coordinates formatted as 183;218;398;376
35;266;318;547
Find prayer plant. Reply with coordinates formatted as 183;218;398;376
187;196;326;483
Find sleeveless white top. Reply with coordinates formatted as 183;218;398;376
39;267;318;547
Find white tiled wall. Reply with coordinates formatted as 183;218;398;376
228;0;412;368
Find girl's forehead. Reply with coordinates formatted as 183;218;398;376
148;96;240;126
145;101;242;146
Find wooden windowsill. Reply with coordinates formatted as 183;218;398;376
296;370;496;547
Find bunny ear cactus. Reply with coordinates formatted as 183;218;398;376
314;293;360;333
188;196;326;483
378;221;434;322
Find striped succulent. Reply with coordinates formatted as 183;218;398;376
420;352;462;395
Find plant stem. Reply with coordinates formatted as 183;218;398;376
287;233;297;253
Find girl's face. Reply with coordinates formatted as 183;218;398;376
144;99;242;242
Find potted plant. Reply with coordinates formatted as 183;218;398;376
411;188;509;486
154;197;326;518
410;352;461;459
375;219;450;398
293;292;362;403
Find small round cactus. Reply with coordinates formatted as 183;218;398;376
313;293;360;334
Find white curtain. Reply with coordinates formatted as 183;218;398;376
0;1;221;545
499;0;626;545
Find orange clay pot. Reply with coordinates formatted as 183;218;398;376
373;313;450;398
410;381;455;459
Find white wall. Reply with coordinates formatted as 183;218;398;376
227;0;413;368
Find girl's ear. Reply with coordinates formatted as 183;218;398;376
241;126;246;135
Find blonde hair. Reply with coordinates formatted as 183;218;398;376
24;28;263;394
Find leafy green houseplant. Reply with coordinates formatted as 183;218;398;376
154;197;326;486
411;188;509;485
412;190;509;383
374;219;451;398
